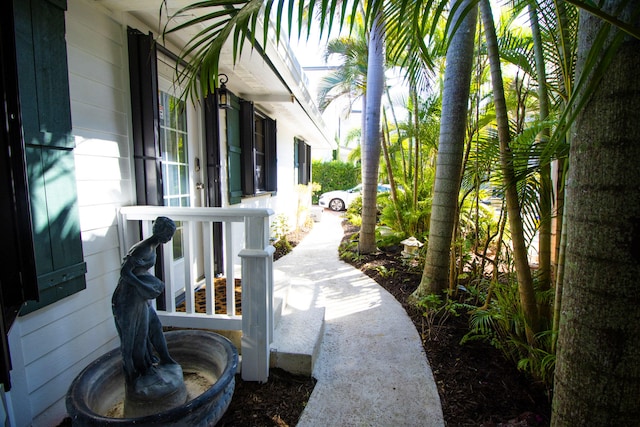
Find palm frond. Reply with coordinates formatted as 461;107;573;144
164;0;265;101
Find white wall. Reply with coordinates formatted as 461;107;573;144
7;1;130;425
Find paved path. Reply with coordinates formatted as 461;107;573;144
274;210;444;426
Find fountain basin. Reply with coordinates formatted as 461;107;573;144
66;330;238;427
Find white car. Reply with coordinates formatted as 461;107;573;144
318;184;391;211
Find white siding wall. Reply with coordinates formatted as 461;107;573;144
271;121;312;229
7;2;131;425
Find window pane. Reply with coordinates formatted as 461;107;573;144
255;117;266;191
165;164;179;195
255;118;264;152
256;153;265;190
160;93;167;125
179;165;189;195
163;130;177;162
176;102;187;131
172;226;183;259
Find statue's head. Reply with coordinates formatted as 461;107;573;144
152;216;177;243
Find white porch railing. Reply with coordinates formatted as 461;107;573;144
118;206;275;382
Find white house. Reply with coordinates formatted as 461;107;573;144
0;0;334;425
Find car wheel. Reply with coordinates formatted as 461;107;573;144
329;198;345;211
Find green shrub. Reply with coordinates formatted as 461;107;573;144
311;160;360;203
270;213;291;240
462;280;555;387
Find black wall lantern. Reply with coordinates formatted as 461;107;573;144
218;74;230;109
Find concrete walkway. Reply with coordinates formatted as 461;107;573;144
272;210;444;426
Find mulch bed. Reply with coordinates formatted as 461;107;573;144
216;368;316;427
340;221;552;426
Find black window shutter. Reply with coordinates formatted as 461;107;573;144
305;143;312;185
294;138;299;174
264;117;277;191
297;140;310;185
204;93;224;275
240;99;256;196
297;140;305;184
127;28;168;301
127;28;163;207
1;0;39;390
204;93;222;208
15;0;86;315
226;94;243;204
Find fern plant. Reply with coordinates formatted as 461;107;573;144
463;279;555;387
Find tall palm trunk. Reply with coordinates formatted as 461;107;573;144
552;2;640;424
381;111;403;228
411;85;420;209
385;88;408;182
529;5;552;323
551;0;573;331
413;0;477;298
359;11;385;254
479;0;539;343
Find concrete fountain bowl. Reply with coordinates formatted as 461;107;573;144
66;330;238;427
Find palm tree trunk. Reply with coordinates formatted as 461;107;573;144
551;198;567;352
481;200;507;310
552;158;566;273
479;0;539;343
385;88;408;182
411;86;420;209
381;112;403;229
552;2;640;424
412;0;477;298
529;5;552;323
359;11;385;254
552;0;572;274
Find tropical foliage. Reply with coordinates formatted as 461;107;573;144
164;0;640;423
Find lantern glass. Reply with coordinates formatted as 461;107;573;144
218;86;230;109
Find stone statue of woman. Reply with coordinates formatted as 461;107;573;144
112;216;186;415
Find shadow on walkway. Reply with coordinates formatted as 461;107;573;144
273;210;444;426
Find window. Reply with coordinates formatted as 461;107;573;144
294;138;311;185
254;115;266;190
227;95;277;203
159;91;189;259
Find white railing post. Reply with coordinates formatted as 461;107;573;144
183;221;196;313
238;215;275;382
203;221;215;315
161;226;176;313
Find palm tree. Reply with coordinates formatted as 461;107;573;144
316;23;369;171
528;1;552;321
317;9;388;254
316;26;368;114
551;1;640;423
412;0;478;297
479;0;540;342
358;10;386;253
